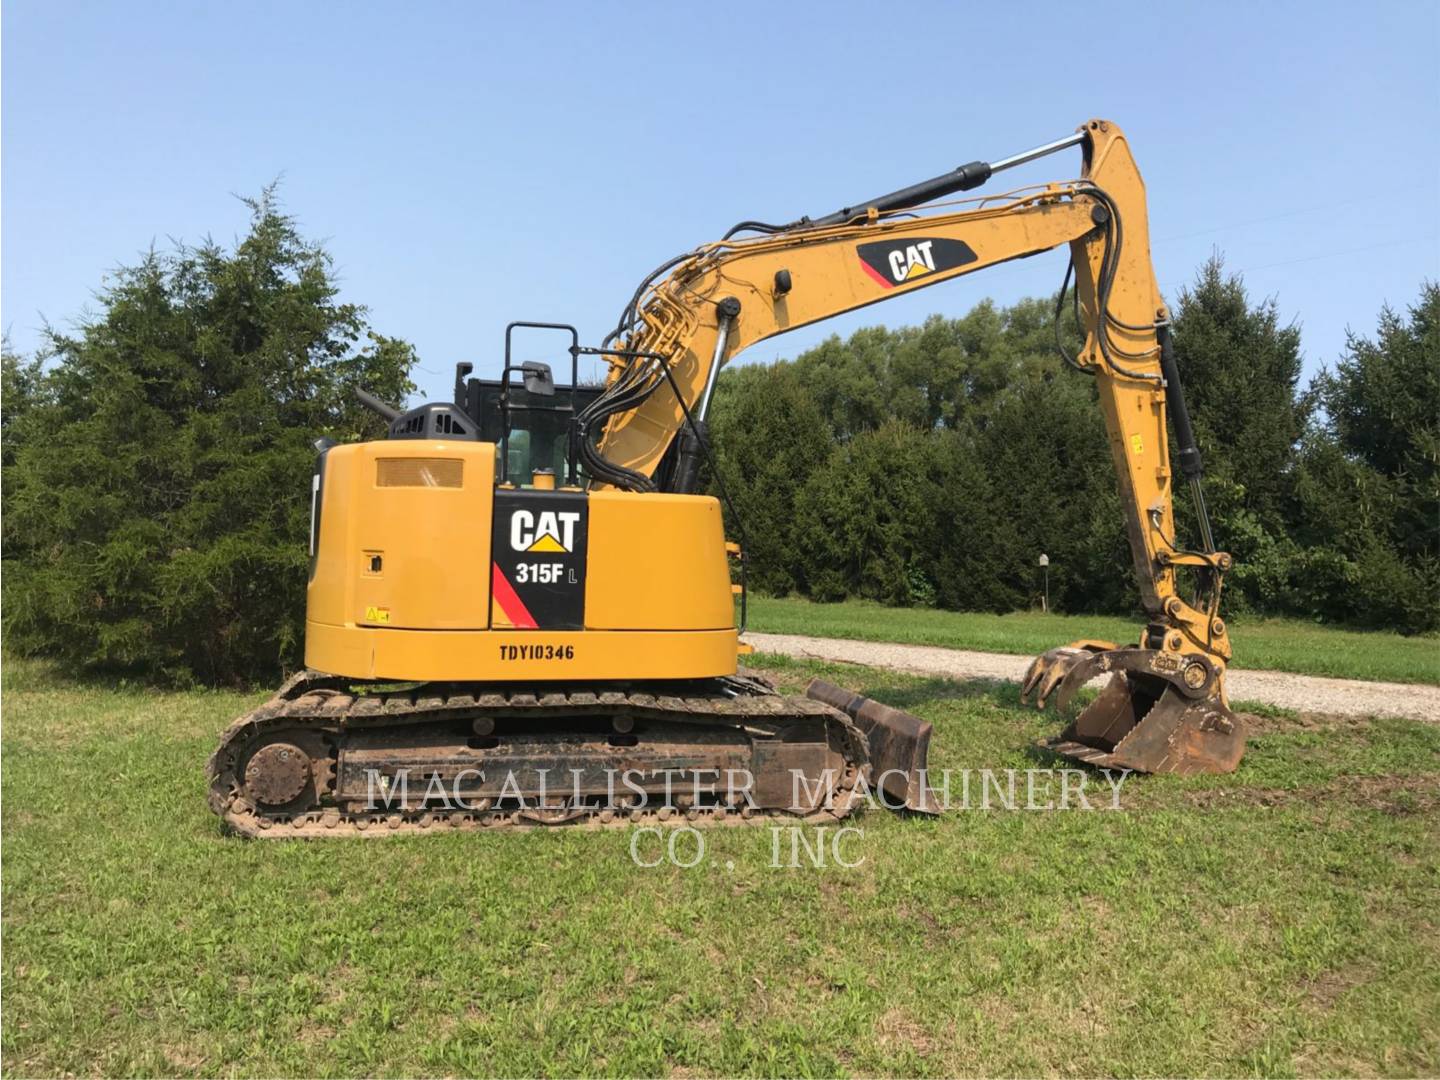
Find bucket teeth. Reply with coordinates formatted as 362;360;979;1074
1036;738;1124;770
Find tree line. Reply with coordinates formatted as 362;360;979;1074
2;198;1434;686
707;264;1438;635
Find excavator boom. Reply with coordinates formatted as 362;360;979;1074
584;118;1242;774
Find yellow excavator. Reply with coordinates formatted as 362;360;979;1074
207;119;1245;837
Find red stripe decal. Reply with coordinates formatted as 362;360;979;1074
858;257;895;288
492;563;538;629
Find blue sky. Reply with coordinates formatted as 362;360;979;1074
4;0;1437;403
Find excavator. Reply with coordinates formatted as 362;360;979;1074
207;119;1246;837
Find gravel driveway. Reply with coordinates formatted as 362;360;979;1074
744;632;1440;722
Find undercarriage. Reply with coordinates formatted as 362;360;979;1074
206;670;887;838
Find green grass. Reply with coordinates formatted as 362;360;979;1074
4;656;1439;1076
747;596;1440;685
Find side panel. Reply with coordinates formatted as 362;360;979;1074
307;440;495;631
585;490;734;631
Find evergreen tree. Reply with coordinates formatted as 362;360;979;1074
1168;256;1308;613
970;372;1130;613
2;190;417;684
1314;282;1439;563
1295;283;1440;632
789;327;896;440
705;361;833;596
2;339;48;468
917;427;1029;613
794;420;944;606
1171;255;1307;528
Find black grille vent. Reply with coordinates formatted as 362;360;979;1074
386;403;477;441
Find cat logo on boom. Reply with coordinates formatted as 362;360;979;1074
510;509;581;553
856;237;978;289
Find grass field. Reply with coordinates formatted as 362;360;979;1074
4;655;1438;1077
747;596;1440;686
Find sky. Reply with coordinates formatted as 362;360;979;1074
4;0;1437;405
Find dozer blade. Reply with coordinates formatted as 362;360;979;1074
1024;643;1246;775
805;679;940;813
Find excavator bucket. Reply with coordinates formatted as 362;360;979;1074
1022;643;1246;775
805;679;940;813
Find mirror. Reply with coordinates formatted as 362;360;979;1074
521;361;556;397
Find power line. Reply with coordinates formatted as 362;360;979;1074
1154;184;1431;244
1158;235;1434;292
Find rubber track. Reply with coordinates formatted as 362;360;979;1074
206;670;869;838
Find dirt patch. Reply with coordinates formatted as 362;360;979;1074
162;1043;208;1072
897;902;949;948
874;1007;936;1057
1166;775;1439;815
296;1023;337;1048
741;665;806;694
1239;710;1371;734
1303;963;1375;1011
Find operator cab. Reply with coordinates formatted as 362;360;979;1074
468;322;601;488
355;324;602;489
454;362;600;488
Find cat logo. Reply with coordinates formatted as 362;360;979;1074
891;240;938;282
510;509;581;553
856;237;979;289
